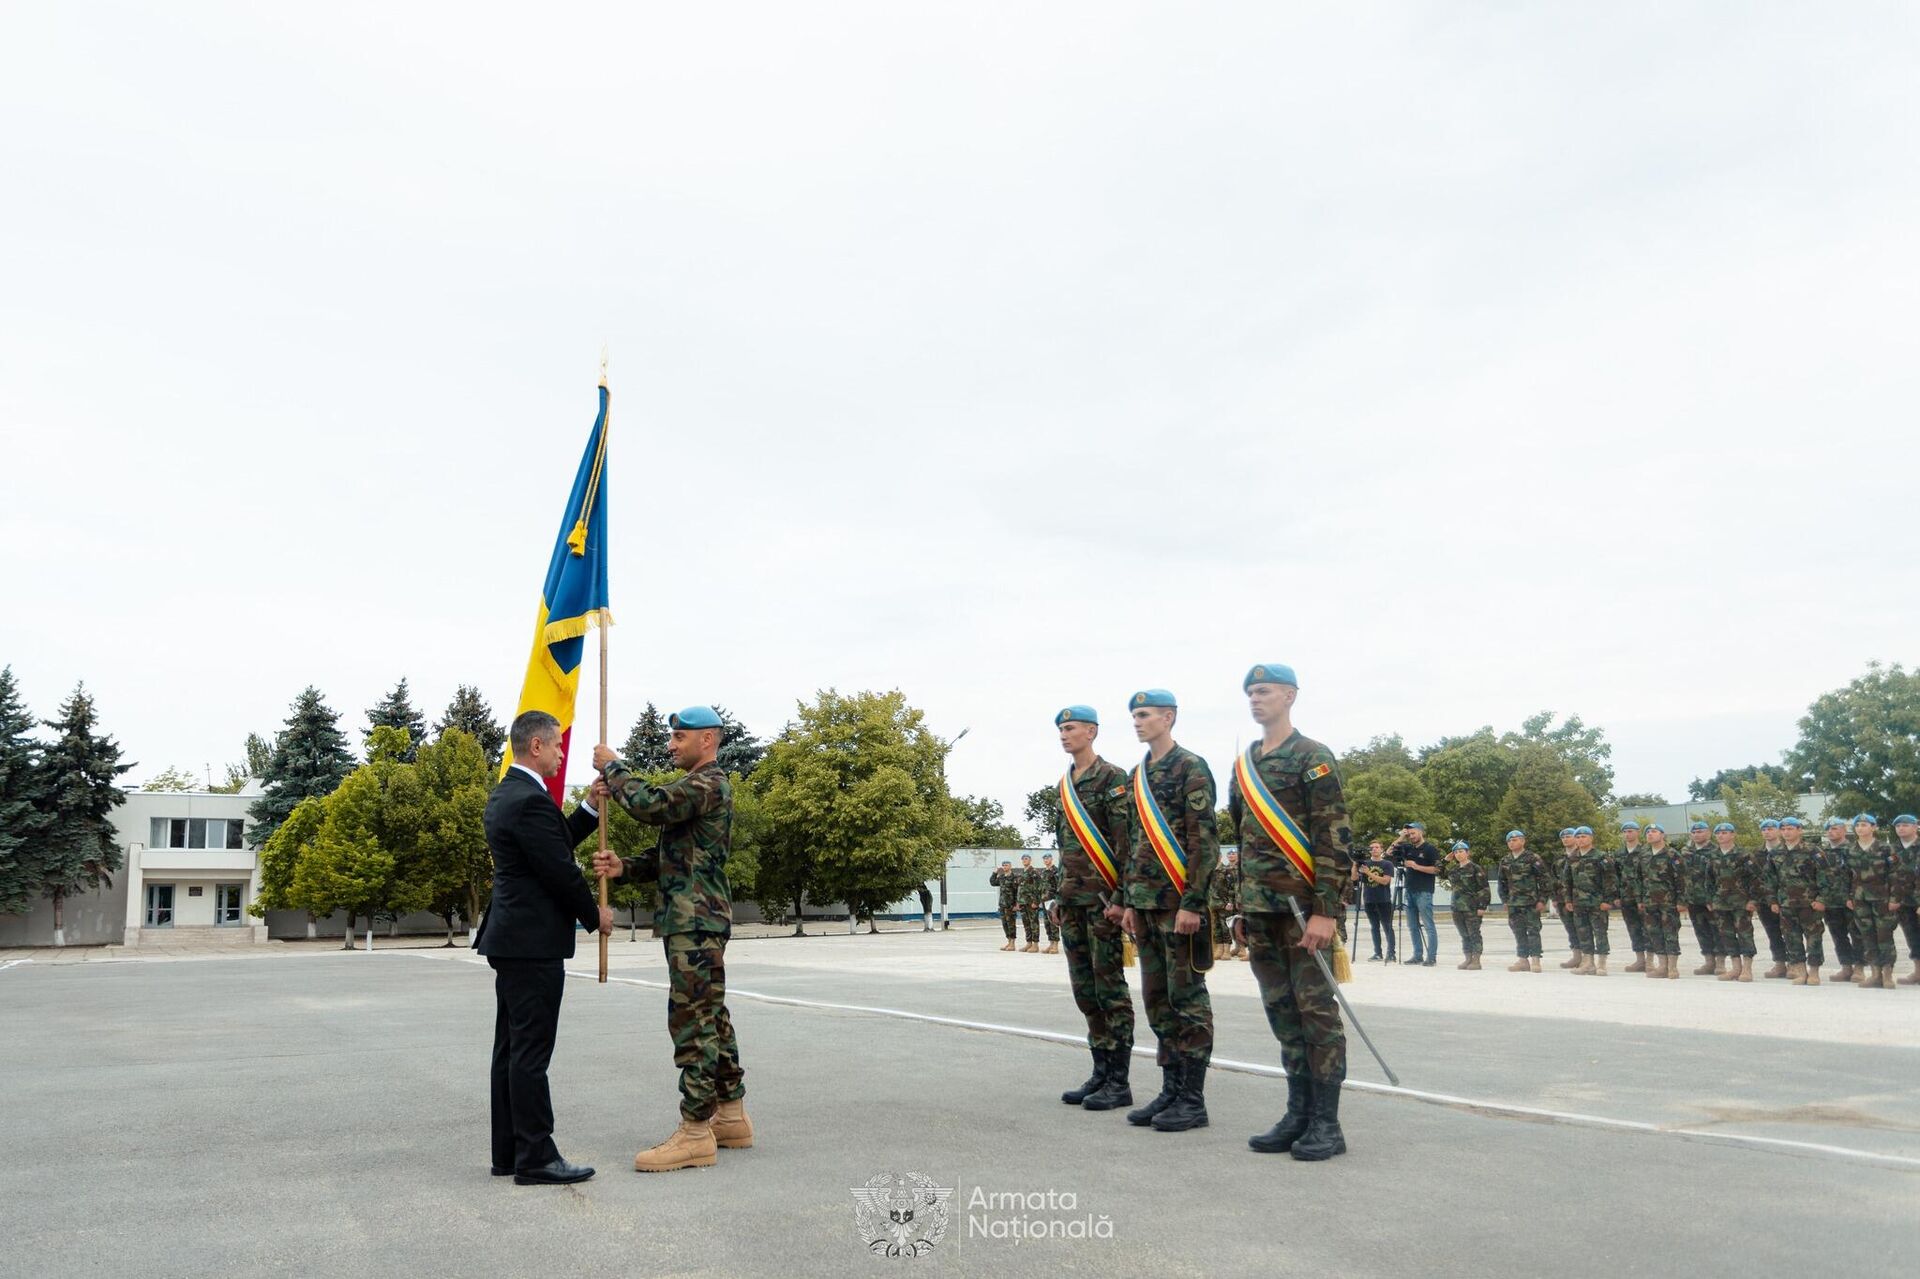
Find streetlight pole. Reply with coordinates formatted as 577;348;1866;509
940;727;971;931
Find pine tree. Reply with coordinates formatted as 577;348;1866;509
34;684;132;944
0;668;50;918
365;678;428;763
436;684;507;771
249;686;355;847
711;705;765;778
620;703;673;773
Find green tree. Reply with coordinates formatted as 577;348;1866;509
33;685;132;945
141;765;201;792
1687;764;1793;802
0;668;50;918
711;705;766;778
291;727;426;948
1341;734;1416;776
619;703;672;773
953;794;1024;849
365;678;428;764
244;732;274;778
1718;776;1804;847
250;686;355;847
208;762;249;794
1343;765;1440;845
436;685;507;770
1494;745;1601;855
1023;785;1063;847
1617;791;1668;807
249;795;326;935
1217;807;1238;847
411;728;493;943
753;689;966;934
1786;662;1920;821
1417;728;1517;860
1502;711;1615;804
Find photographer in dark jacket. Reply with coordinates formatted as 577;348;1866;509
1389;822;1442;966
1356;841;1396;961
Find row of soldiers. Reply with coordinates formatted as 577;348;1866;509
990;853;1062;953
1482;814;1919;986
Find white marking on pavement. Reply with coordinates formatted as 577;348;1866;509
402;950;1920;1173
0;959;31;972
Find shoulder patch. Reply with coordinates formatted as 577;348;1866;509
1305;762;1332;781
1106;785;1127;800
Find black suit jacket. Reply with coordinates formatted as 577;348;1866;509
473;767;601;959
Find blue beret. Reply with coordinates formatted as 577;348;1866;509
1243;663;1298;690
1620;820;1640;831
1759;818;1779;830
1129;689;1177;709
1689;821;1709;832
1780;817;1803;829
1405;821;1425;831
1574;826;1594;837
1895;814;1919;826
669;705;722;730
1824;817;1847;829
1853;813;1877;826
1713;822;1735;833
1055;705;1098;727
1646;823;1665;834
1506;830;1525;841
1558;827;1574;837
1450;840;1469;851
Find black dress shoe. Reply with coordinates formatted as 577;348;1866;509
514;1158;595;1186
490;1165;512;1177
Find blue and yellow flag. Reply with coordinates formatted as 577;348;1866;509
505;378;610;803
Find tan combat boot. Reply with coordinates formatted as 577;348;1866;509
1665;953;1679;980
1900;961;1920;986
1805;966;1821;986
1788;963;1806;985
1001;940;1015;952
1238;947;1250;961
1575;953;1596;976
1737;956;1754;982
1832;962;1853;982
634;1117;718;1172
1647;954;1665;979
1624;951;1647;973
1593;954;1607;976
1456;955;1473;970
1693;955;1716;975
1508;957;1529;972
1214;942;1229;961
1466;954;1482;970
1883;966;1898;990
1044;942;1060;955
1022;941;1040;953
1763;961;1788;980
1529;957;1542;973
1855;965;1874;986
710;1099;754;1149
1717;955;1740;982
1561;948;1584;970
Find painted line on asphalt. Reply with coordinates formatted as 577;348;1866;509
0;959;31;973
407;950;1920;1173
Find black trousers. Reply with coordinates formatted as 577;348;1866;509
489;957;566;1171
1365;902;1394;956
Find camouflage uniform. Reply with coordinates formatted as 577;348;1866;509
1566;851;1617;956
1614;842;1648;955
1228;733;1353;1084
1709;845;1760;959
1549;849;1580;951
1209;856;1240;945
1680;838;1721;959
601;757;744;1122
1054;759;1135;1054
1818;839;1860;971
1894;837;1920;965
989;865;1020;940
1499;849;1551;957
1041;862;1063;943
1016;863;1045;945
1637;843;1685;957
1773;844;1826;968
1444;858;1489;958
1848;839;1911;970
1123;745;1218;1069
1755;841;1788;965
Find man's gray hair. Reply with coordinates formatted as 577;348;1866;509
510;710;562;757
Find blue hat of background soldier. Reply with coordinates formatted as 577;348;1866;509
1781;817;1803;829
668;706;722;730
1559;827;1574;837
1824;817;1847;829
1243;663;1298;690
1759;818;1779;830
1854;813;1877;826
1054;705;1098;727
1574;825;1594;837
1129;689;1177;709
1450;840;1469;851
1713;822;1735;833
1405;821;1425;831
1506;829;1525;841
1646;822;1666;834
1896;814;1919;826
1689;821;1709;832
1620;819;1640;831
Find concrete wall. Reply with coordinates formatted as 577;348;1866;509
0;877;128;947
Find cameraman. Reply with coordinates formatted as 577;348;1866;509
1390;822;1442;966
1356;840;1396;962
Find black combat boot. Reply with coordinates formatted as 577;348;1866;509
1081;1048;1133;1111
1248;1072;1312;1153
1126;1062;1180;1126
1151;1056;1209;1131
1061;1048;1108;1105
1289;1074;1347;1162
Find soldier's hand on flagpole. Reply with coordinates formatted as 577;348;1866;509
592;849;624;879
598;906;614;935
590;778;612;803
592;743;617;770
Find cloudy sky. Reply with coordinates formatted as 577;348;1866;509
4;4;1915;833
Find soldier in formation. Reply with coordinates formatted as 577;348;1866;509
1210;848;1244;961
1710;821;1760;982
1614;820;1650;972
1444;841;1489;970
1771;816;1825;985
1895;814;1920;985
1563;825;1616;975
1847;814;1915;989
1039;853;1062;954
990;858;1020;951
1636;823;1684;979
1754;818;1790;978
1498;830;1550;972
1681;820;1722;974
1016;852;1045;952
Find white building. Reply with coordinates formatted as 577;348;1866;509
117;787;269;946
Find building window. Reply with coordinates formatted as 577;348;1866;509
144;884;174;928
214;884;244;926
146;818;247;850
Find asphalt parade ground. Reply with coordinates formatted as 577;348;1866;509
2;924;1915;1278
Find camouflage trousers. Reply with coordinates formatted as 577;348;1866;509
1899;904;1919;960
1756;902;1786;962
1639;903;1681;955
1823;905;1858;966
1854;902;1898;967
1211;908;1232;944
1043;906;1060;943
1618;901;1647;953
1244;910;1345;1082
1555;902;1578;948
1508;905;1544;958
1571;905;1610;955
663;933;745;1122
1450;906;1482;956
1020;907;1042;945
1060;905;1134;1053
999;904;1017;940
1134;908;1212;1065
1714;907;1756;958
1686;903;1721;956
1778;905;1826;967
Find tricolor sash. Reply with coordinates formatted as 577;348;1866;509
1132;759;1188;894
1234;745;1317;886
1060;770;1120;891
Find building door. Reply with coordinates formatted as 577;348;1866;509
144;884;175;928
213;884;244;926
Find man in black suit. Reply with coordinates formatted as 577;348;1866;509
473;709;611;1185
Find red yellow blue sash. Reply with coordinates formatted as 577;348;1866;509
1234;745;1317;886
1060;771;1120;891
1131;760;1187;894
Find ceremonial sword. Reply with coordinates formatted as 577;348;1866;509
1284;894;1400;1086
